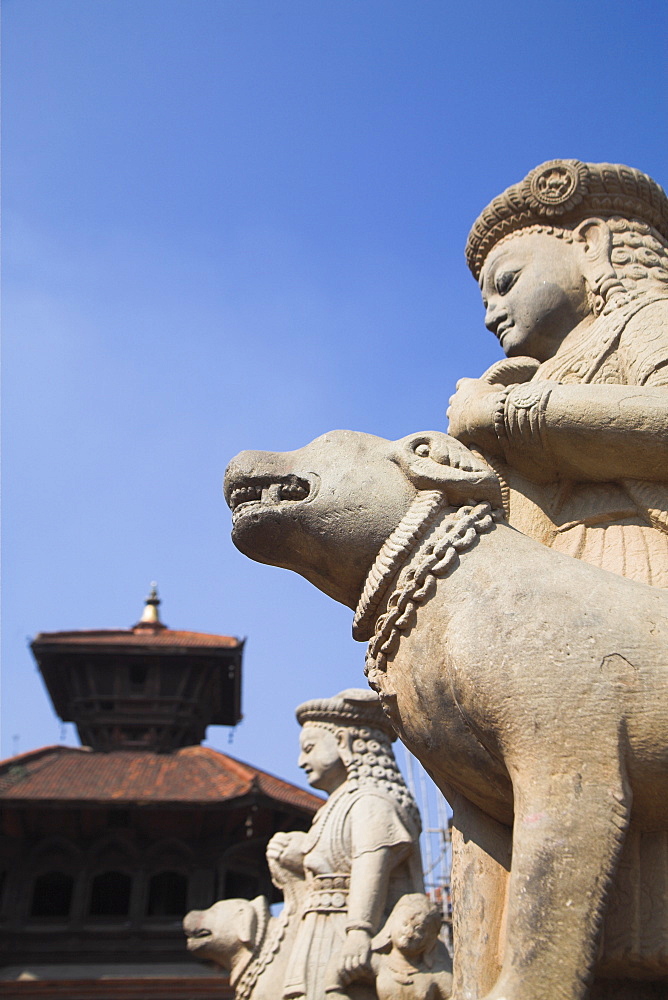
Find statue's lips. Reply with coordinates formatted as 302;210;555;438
496;321;513;347
227;473;320;521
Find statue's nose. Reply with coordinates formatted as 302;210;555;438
484;300;506;334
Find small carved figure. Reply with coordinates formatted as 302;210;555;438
268;688;424;1000
371;894;452;1000
447;159;668;588
224;428;668;1000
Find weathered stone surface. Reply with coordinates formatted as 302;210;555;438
224;429;668;1000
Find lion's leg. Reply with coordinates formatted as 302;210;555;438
449;793;512;999
485;755;631;1000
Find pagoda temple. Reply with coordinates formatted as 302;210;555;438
0;588;322;998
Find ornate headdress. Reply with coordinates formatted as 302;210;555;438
296;687;396;740
465;159;668;280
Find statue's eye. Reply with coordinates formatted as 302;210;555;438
496;270;519;296
414;443;430;457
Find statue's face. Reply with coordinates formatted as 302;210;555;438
391;904;436;956
479;232;589;362
298;725;347;793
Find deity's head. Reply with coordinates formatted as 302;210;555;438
296;688;419;826
466;160;668;361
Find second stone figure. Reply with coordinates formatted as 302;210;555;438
267;687;442;1000
184;688;451;1000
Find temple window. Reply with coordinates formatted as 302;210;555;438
224;869;258;899
89;870;132;917
30;871;74;918
146;870;187;916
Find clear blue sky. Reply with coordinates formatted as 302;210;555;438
2;0;667;789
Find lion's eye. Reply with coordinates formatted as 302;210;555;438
414;443;430;457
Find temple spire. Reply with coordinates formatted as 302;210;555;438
135;582;166;630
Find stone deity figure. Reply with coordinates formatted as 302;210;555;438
267;688;424;1000
371;894;452;1000
447;159;668;588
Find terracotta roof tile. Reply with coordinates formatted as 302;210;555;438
0;746;322;812
33;629;241;650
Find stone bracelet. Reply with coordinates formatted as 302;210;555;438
345;920;374;934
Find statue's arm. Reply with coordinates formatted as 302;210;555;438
496;382;668;482
333;845;396;987
449;379;668;482
449;305;668;482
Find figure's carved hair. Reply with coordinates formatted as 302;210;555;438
489;217;668;314
305;719;421;832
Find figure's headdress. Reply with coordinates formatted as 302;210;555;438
296;687;396;740
465;159;668;280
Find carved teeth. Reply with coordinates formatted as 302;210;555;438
229;485;263;511
279;481;309;501
230;477;310;512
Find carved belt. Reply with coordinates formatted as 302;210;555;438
303;873;350;913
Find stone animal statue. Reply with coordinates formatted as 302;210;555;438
224;429;668;1000
184;847;309;999
370;893;452;1000
183;895;297;999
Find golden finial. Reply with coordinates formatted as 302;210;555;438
137;582;165;628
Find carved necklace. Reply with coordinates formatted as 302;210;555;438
353;491;448;642
232;901;288;1000
355;500;503;683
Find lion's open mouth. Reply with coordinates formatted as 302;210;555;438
228;474;317;518
188;928;213;939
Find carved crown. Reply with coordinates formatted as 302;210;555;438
465;159;668;279
296;688;396;739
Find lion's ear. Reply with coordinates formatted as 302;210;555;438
396;432;503;507
236;902;257;948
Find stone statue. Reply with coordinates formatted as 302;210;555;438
184;896;295;999
268;688;424;1000
371;894;452;1000
185;688;430;999
224;428;668;1000
447;159;668;588
183;840;312;1000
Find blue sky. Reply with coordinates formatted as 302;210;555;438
2;0;667;789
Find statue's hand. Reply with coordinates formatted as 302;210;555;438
336;928;373;986
447;377;503;454
266;831;306;875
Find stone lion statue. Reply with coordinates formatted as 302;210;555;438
224;427;668;1000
